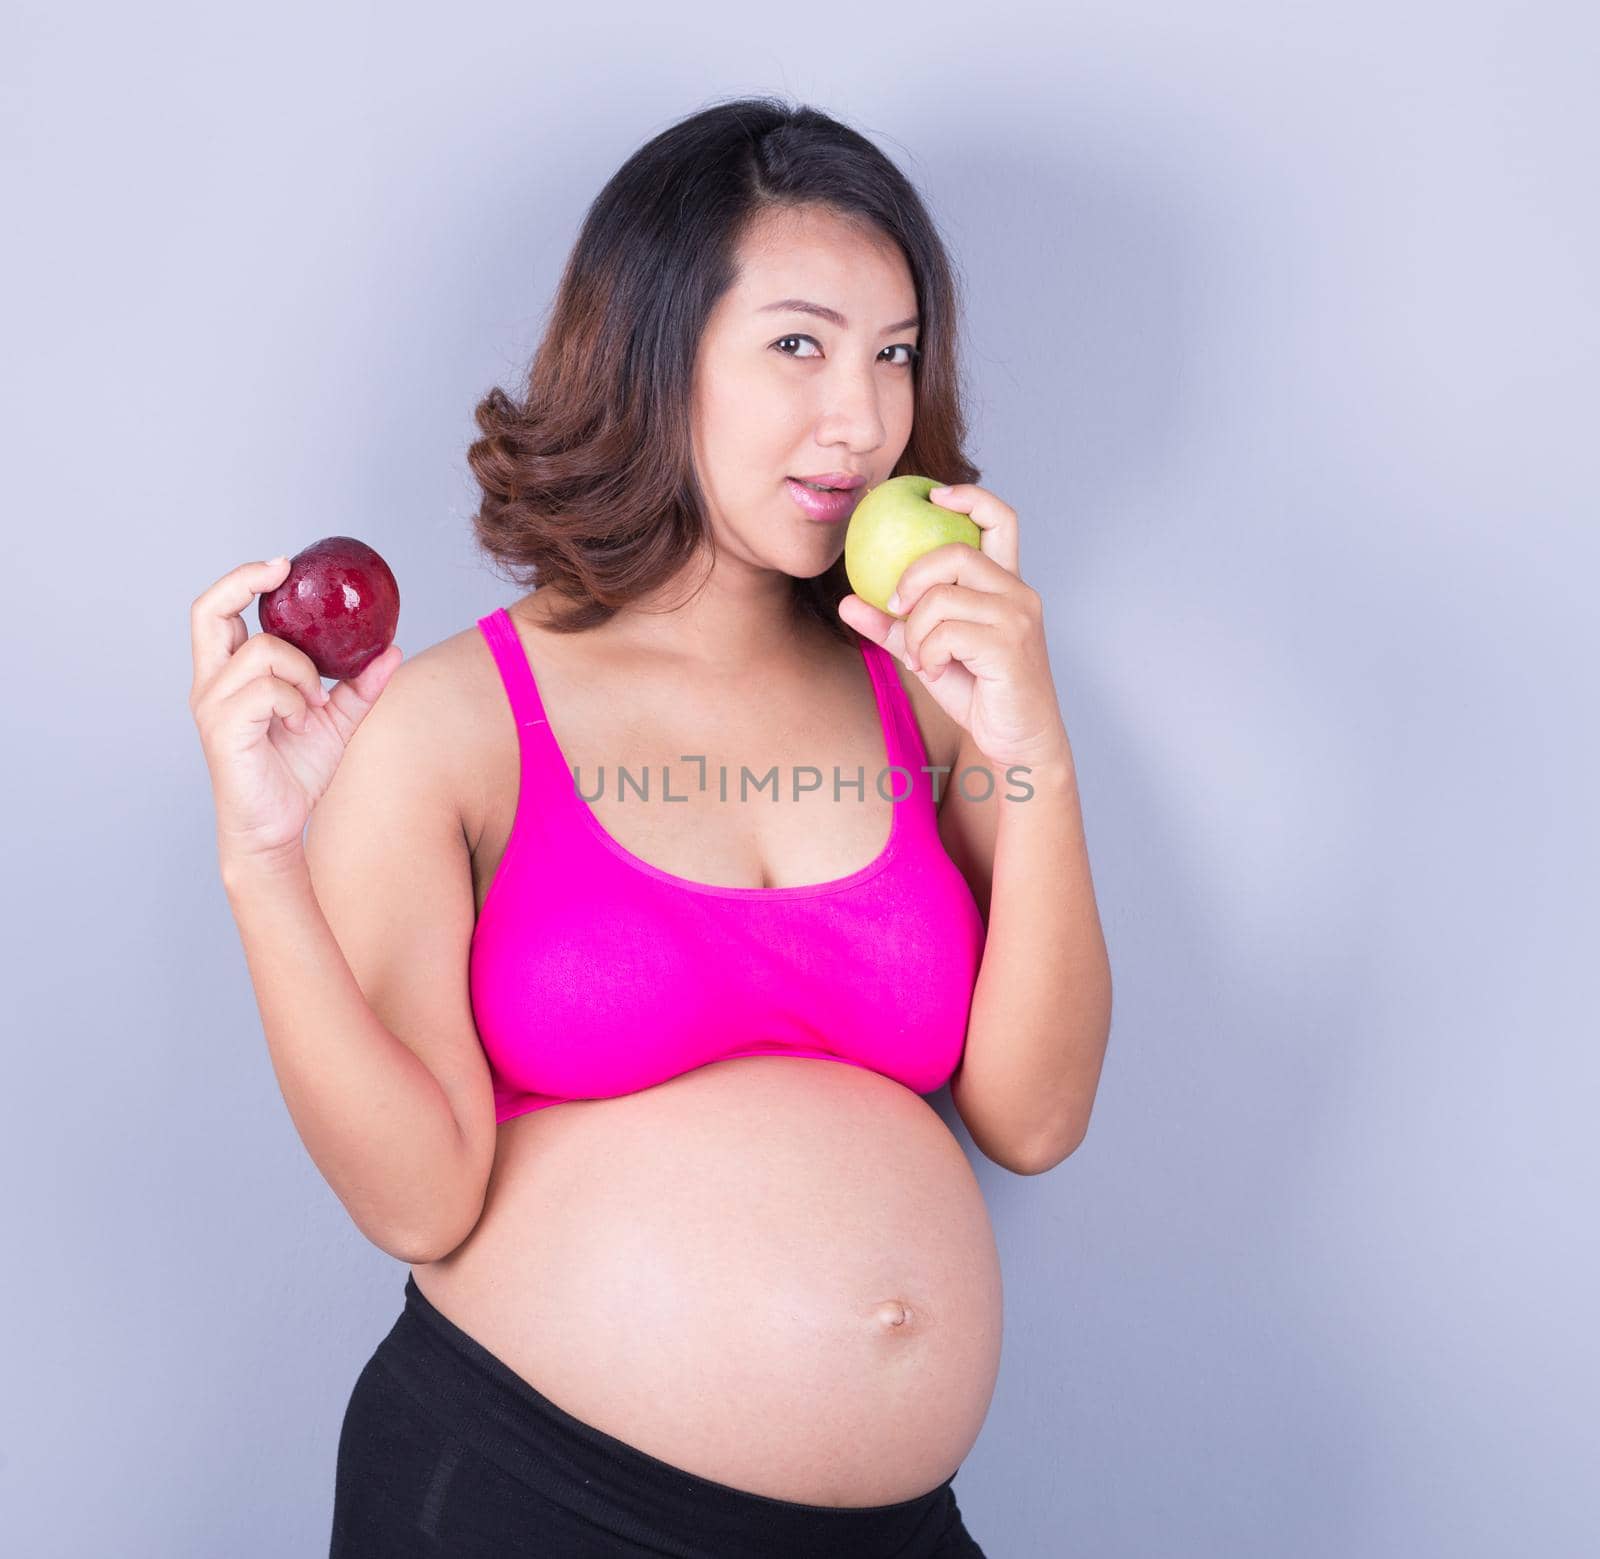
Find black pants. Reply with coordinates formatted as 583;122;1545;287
330;1273;987;1557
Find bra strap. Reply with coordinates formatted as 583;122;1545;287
476;604;597;823
860;638;932;803
476;607;551;736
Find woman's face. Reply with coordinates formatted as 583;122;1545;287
689;204;920;579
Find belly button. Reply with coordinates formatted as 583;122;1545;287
873;1299;914;1330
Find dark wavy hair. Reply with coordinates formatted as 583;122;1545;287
467;94;980;644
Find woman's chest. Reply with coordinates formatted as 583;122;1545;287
464;630;959;912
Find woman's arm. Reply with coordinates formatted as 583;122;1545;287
845;481;1113;1176
946;732;1112;1175
190;561;497;1261
214;651;498;1263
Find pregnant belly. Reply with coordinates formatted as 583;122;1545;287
410;1055;1005;1507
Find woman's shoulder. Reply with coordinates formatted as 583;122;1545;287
361;612;522;848
381;616;505;717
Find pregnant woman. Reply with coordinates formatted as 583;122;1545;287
189;97;1111;1557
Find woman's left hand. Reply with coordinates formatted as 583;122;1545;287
837;483;1070;772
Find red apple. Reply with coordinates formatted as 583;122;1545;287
257;536;400;681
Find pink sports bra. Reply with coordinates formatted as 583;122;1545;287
468;605;987;1125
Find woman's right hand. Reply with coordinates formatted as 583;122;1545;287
189;556;403;873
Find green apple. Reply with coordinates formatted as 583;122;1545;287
844;475;981;617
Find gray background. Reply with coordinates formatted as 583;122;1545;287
4;2;1595;1554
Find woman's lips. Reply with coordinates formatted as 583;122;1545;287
785;477;861;523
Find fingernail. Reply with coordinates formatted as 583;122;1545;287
929;486;951;498
886;591;902;613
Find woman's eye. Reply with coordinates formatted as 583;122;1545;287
772;335;919;368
